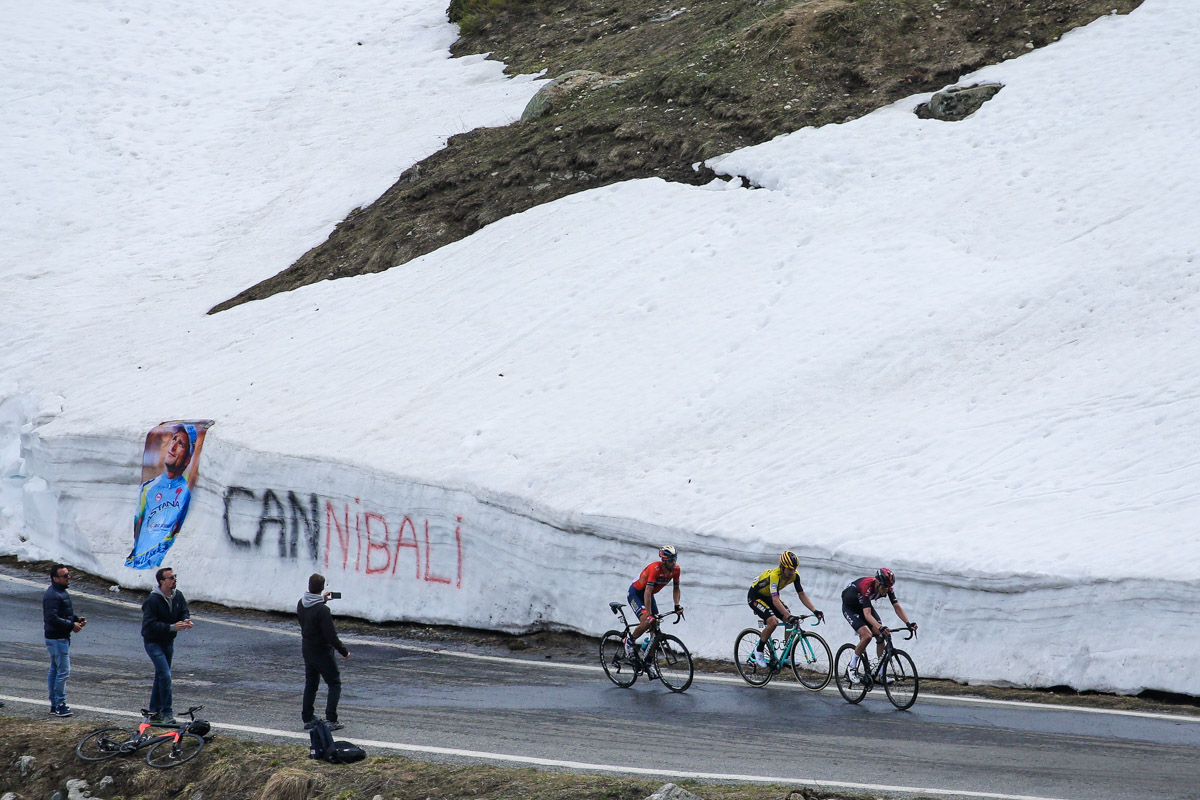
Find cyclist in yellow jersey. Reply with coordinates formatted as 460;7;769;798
747;550;824;667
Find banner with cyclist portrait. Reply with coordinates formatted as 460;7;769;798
125;419;215;570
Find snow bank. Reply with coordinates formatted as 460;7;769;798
7;422;1197;696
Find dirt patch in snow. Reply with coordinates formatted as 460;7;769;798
210;0;1142;312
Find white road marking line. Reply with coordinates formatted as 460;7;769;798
3;572;1196;723
0;694;1075;800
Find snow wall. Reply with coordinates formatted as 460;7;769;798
3;408;1194;698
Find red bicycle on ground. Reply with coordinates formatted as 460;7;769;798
76;705;211;767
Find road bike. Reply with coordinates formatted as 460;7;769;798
733;614;832;690
835;627;919;709
76;705;211;768
599;602;694;692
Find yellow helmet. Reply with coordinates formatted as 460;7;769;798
779;550;799;569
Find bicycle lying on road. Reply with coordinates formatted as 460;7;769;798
733;614;832;690
76;705;211;768
600;603;694;692
835;627;919;709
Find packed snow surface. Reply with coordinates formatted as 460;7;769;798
3;1;1198;695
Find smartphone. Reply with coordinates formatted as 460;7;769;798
328;591;342;600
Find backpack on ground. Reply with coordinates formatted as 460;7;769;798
327;740;367;763
308;720;334;760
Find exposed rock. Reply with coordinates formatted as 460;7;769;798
17;754;35;776
521;70;616;123
915;82;1004;121
645;783;706;800
66;778;93;800
786;790;828;800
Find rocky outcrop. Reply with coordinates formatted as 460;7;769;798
915;82;1004;121
521;70;625;123
645;784;706;800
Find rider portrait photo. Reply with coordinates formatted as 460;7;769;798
125;419;213;571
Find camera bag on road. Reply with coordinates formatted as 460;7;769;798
308;720;334;760
328;740;367;763
308;719;366;763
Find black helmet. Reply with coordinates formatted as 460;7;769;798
779;550;799;569
189;719;211;737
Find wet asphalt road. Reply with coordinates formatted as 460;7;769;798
2;571;1197;800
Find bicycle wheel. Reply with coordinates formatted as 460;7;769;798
146;732;204;767
654;634;694;693
733;628;776;687
600;630;638;688
76;727;132;761
834;644;869;704
883;649;920;710
790;631;833;690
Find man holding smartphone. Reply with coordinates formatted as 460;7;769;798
43;563;87;716
298;573;349;731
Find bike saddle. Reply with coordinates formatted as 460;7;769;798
609;602;624;612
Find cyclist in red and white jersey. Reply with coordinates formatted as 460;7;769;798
623;546;683;660
841;568;916;676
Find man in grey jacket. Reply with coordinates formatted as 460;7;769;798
141;566;193;724
298;573;349;731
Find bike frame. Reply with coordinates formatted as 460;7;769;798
611;605;684;664
109;722;181;756
762;615;820;669
124;706;204;753
862;627;915;686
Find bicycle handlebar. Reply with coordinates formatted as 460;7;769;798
878;626;916;641
784;613;822;628
654;609;685;624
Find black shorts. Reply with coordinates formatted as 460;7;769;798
747;589;782;623
842;606;870;631
840;585;872;631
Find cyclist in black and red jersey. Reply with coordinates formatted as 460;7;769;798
623;546;683;662
841;568;917;679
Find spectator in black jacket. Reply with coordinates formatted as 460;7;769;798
44;563;86;716
141;566;193;724
298;573;349;731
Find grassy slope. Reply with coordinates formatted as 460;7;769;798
210;0;1142;312
0;716;850;800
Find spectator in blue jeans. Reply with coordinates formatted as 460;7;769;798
43;563;86;716
140;566;193;724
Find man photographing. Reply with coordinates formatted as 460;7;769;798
299;573;349;731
